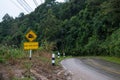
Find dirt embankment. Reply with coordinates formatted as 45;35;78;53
0;51;69;80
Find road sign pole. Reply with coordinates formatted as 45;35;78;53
29;50;32;60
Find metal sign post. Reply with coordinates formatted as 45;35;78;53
29;50;32;60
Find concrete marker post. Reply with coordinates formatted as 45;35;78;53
52;53;55;66
58;52;60;58
63;52;65;57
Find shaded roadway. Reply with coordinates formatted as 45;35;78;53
61;58;120;80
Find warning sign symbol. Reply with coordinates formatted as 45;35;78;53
26;30;37;42
28;34;33;38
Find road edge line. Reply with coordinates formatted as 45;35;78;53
60;60;74;75
60;60;67;70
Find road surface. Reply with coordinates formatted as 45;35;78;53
61;58;120;80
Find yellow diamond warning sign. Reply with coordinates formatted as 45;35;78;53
26;30;37;42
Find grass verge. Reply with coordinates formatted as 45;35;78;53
56;56;72;65
99;56;120;64
78;56;120;65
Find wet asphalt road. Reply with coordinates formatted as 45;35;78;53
61;58;120;80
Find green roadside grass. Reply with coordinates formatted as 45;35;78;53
56;55;120;65
99;56;120;64
56;56;72;65
78;56;120;65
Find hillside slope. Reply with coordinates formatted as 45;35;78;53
0;0;120;56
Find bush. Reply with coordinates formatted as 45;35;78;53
0;45;25;64
0;56;5;63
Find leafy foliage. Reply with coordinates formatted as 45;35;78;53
0;0;120;57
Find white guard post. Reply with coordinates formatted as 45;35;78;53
58;52;60;58
52;53;55;66
63;52;65;57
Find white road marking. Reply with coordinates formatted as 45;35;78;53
69;70;74;75
61;60;74;75
61;60;67;70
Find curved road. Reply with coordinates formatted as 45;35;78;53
61;58;120;80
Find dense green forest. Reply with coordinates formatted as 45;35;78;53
0;0;120;56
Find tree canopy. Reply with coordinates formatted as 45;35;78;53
0;0;120;57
